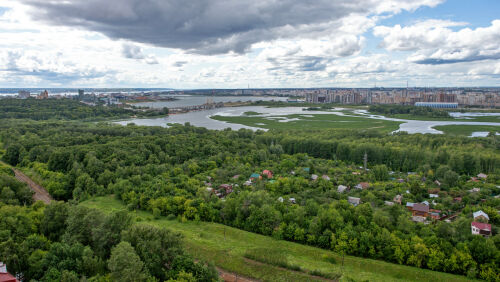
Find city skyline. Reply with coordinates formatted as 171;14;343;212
0;0;499;88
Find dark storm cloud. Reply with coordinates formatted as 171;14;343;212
20;0;375;54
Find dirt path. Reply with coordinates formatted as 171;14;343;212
216;267;259;282
243;258;338;282
12;168;52;204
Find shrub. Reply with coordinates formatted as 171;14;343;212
322;253;337;264
244;248;301;271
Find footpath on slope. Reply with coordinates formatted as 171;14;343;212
12;168;52;204
216;266;259;282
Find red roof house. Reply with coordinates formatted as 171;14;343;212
217;184;233;198
262;170;273;179
471;222;492;237
0;263;18;282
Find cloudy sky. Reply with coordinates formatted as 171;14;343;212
0;0;499;88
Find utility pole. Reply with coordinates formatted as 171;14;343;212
363;151;368;172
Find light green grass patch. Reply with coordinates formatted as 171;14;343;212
433;125;500;136
212;113;402;133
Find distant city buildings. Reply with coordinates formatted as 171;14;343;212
301;88;499;107
17;90;30;99
36;90;49;99
415;102;458;108
78;89;84;100
3;87;499;107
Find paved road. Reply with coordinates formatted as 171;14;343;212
13;168;52;204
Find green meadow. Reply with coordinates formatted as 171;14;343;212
212;113;402;133
433;124;500;136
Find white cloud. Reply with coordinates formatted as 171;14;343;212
0;0;498;87
374;19;500;64
121;43;158;64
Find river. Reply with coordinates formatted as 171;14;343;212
133;95;287;108
115;104;500;135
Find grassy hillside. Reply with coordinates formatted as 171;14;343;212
81;196;474;282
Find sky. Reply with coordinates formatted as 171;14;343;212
0;0;499;89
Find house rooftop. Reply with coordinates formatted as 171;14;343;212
473;210;489;220
471;222;491;231
412;203;429;213
348;196;361;205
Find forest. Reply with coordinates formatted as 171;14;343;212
368;104;451;118
0;99;499;281
0;98;168;120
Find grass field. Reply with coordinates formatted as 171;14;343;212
433;125;500;136
212;113;402;133
386;113;500;122
81;196;474;282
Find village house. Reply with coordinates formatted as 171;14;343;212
348;196;361;206
278;197;284;203
311;174;318;181
453;197;462;202
473;210;489;222
216;184;233;198
250;173;261;181
469;187;480;193
471;222;492;237
429;194;439;198
477;173;488;179
321;175;330;181
408;203;429;217
429;209;441;220
469;177;480;183
428;188;440;194
232;175;240;180
355;182;370;190
289;197;296;204
393;194;402;204
0;262;18;282
384;201;394;206
337;185;348;193
434;180;441;186
262;170;273;179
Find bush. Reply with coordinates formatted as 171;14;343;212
244;248;301;271
322;253;337;264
